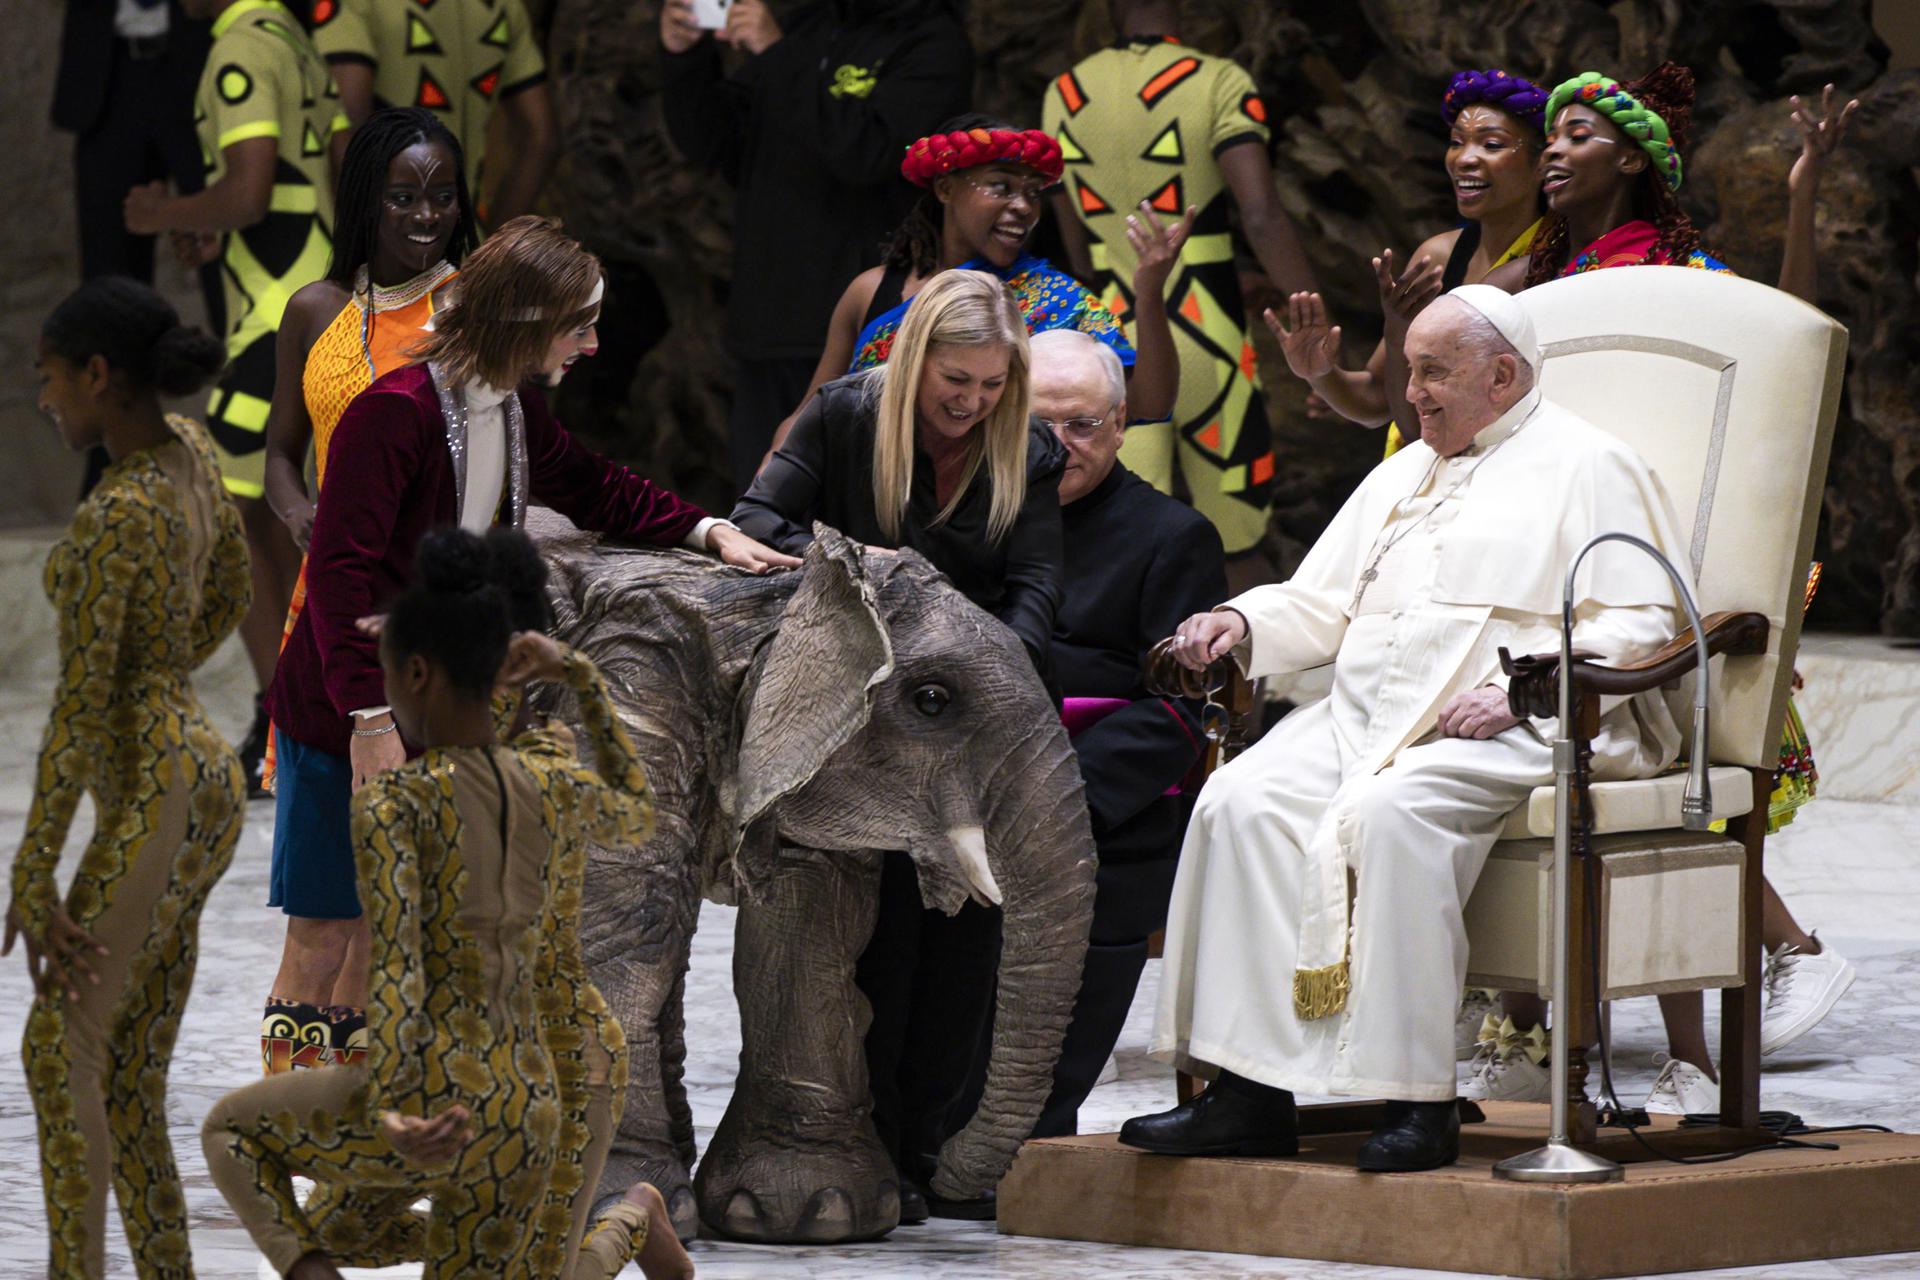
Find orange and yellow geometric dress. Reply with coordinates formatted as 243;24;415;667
263;261;456;793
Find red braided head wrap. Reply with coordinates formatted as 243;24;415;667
900;127;1064;188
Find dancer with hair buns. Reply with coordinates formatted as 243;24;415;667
203;527;693;1280
762;114;1187;470
1456;63;1860;1113
1272;68;1550;456
9;278;249;1278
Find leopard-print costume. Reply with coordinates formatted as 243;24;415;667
13;415;250;1279
201;649;653;1277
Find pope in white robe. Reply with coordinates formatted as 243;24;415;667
1121;286;1690;1171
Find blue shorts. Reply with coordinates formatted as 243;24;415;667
268;730;362;920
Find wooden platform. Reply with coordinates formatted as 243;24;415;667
998;1103;1920;1278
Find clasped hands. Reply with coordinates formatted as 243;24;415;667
1168;610;1522;738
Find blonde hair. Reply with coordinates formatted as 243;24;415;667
869;269;1031;543
410;215;600;388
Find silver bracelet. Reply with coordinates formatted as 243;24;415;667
351;720;398;738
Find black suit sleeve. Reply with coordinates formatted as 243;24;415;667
1072;513;1228;834
997;439;1065;682
660;41;748;182
799;22;975;187
730;388;829;555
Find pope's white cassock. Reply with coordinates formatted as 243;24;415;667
1150;376;1692;1102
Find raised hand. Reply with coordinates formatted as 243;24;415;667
720;0;782;55
497;631;571;689
1264;291;1343;381
1372;248;1442;327
1788;83;1859;193
1129;201;1196;302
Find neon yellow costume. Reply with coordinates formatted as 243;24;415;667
15;415;250;1278
1044;37;1275;555
311;0;547;193
196;0;347;497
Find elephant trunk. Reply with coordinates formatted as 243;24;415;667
930;726;1096;1200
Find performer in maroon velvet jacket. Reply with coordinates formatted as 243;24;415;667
257;216;797;1076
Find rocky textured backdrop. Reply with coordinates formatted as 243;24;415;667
532;0;1918;635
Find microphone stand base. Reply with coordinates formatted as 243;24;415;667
1493;1141;1625;1183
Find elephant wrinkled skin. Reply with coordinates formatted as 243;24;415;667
528;510;1097;1244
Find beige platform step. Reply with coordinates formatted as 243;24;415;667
998;1103;1920;1279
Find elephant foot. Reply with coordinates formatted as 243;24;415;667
696;1132;901;1243
603;1151;699;1242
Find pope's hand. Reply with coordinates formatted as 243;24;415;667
1438;685;1523;739
1170;610;1247;671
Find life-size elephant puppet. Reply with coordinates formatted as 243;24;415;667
530;512;1097;1245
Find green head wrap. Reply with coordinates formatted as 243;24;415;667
1545;72;1684;191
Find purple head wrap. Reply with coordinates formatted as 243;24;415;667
1442;69;1549;135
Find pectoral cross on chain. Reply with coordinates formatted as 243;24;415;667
1350;555;1385;612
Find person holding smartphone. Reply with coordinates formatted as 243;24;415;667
658;0;974;496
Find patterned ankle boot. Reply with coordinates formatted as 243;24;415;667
326;1005;368;1068
261;998;333;1074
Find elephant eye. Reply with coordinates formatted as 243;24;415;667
911;683;951;717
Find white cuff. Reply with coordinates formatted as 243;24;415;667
351;706;393;721
686;516;736;551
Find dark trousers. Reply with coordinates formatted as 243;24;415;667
856;852;1002;1183
1030;855;1180;1137
728;354;818;501
75;37;224;497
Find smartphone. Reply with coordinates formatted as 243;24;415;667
691;0;732;29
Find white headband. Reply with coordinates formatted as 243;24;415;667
508;275;604;323
1446;283;1540;371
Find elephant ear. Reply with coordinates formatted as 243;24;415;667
732;524;894;854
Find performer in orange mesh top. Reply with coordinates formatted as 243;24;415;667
256;107;475;1078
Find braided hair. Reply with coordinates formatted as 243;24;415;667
1442;69;1550;135
326;107;477;289
1525;62;1703;286
880;112;1031;276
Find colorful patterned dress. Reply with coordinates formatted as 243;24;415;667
1557;220;1814;830
201;648;654;1278
849;252;1135;373
16;415;250;1278
262;261;456;795
1043;36;1276;554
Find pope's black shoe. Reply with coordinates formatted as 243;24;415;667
1118;1071;1299;1157
1355;1099;1460;1172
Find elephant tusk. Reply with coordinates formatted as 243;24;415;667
947;825;1002;907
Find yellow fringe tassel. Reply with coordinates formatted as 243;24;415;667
1292;959;1351;1020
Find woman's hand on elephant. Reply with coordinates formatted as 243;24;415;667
380;1106;472;1166
1170;609;1247;670
497;631;571;689
708;524;802;574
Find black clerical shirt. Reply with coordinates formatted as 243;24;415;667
1055;462;1227;862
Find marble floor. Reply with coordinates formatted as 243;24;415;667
1;682;1918;1277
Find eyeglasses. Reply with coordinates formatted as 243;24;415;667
1039;415;1115;440
960;173;1054;205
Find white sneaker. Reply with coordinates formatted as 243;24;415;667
1455;988;1499;1059
1761;934;1857;1055
1461;1021;1553;1104
1645;1054;1719;1116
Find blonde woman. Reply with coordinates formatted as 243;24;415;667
734;267;1064;673
732;267;1065;1221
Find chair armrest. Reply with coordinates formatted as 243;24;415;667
1500;611;1770;720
